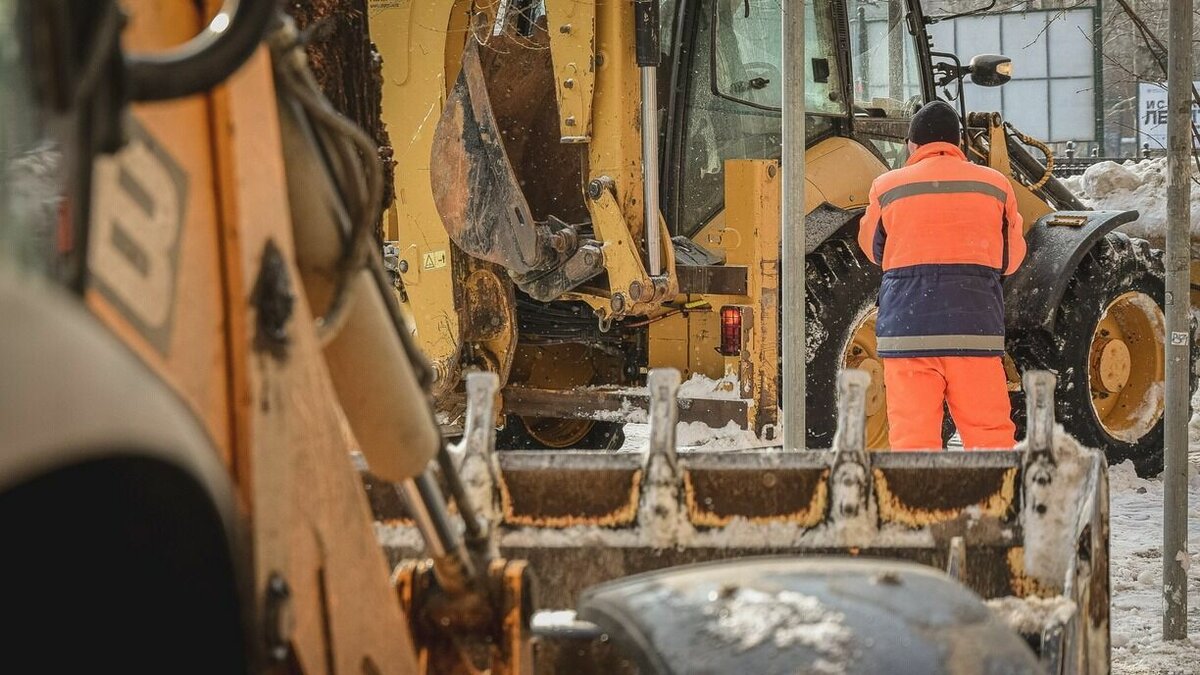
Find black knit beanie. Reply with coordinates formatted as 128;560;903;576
907;100;961;146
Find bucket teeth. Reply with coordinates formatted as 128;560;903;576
826;370;876;536
646;369;681;473
459;371;502;542
832;368;871;456
1023;370;1058;463
375;369;1103;616
641;369;685;547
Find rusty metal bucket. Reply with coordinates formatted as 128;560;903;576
369;369;1109;674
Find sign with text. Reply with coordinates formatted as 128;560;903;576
1137;81;1200;149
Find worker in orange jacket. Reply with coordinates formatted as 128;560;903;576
857;101;1026;450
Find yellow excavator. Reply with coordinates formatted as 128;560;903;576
0;1;1112;673
373;0;1179;475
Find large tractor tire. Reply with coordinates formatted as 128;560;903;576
804;236;887;450
1008;233;1180;476
496;415;626;450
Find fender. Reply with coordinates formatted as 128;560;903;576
1003;210;1140;333
0;277;251;672
805;203;864;254
575;557;1043;674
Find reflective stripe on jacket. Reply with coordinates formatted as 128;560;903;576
857;142;1026;358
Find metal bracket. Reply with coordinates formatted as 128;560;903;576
1021;371;1058;527
946;536;967;581
640;368;683;547
647;368;681;475
544;0;596;142
1023;370;1057;463
459;371;503;544
829;369;875;525
832;369;870;456
585;177;678;321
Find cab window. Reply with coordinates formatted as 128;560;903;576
848;0;923;117
674;0;842;238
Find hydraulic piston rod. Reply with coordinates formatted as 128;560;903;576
398;470;477;595
635;0;662;276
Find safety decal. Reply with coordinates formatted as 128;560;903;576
422;250;448;270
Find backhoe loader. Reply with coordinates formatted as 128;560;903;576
373;0;1178;474
0;0;1114;673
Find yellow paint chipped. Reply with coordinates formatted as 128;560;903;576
874;467;1018;528
499;469;643;528
683;469;829;528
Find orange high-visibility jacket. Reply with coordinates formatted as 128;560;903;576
857;142;1026;358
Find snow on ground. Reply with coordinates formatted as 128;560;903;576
620;420;765;451
1109;455;1200;674
1060;158;1200;248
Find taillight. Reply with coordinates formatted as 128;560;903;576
719;306;742;356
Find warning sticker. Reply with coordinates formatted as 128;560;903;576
422;250;447;270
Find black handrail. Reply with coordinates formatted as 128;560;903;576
125;0;275;101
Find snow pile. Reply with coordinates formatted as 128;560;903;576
1109;459;1200;674
529;609;603;636
621;420;765;452
703;586;854;671
676;420;762;449
530;609;579;629
678;372;742;400
1060;158;1200;247
592;398;648;424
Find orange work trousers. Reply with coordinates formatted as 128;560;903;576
882;356;1016;451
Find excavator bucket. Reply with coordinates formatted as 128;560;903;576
371;369;1109;673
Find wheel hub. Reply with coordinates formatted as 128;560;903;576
1087;291;1165;443
1090;337;1131;394
843;309;889;449
855;357;885;416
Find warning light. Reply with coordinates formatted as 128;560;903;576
718;306;743;357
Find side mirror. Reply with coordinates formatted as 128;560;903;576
968;54;1012;87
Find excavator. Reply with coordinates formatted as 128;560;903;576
374;0;1178;475
0;0;1111;673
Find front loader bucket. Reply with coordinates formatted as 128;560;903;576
371;370;1110;673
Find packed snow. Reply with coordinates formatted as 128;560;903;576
984;596;1078;636
1109;456;1200;674
703;586;854;671
1019;429;1094;586
620;420;768;451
